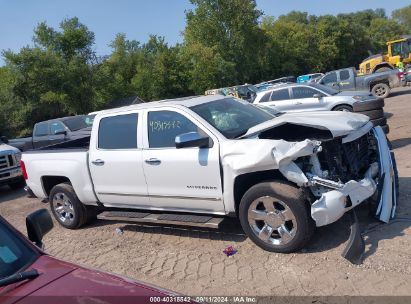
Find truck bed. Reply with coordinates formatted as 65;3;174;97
23;136;97;204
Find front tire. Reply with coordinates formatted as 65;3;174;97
239;181;314;253
49;183;90;229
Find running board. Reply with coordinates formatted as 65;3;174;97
97;211;224;229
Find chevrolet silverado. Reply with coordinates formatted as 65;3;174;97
21;95;398;262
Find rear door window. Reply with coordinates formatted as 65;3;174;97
339;70;350;81
292;87;318;99
98;113;138;149
34;123;49;137
270;89;290;101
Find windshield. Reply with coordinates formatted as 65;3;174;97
308;83;340;95
0;219;39;279
62;115;95;131
190;98;276;139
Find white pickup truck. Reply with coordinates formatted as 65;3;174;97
22;95;397;259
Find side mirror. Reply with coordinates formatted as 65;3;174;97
54;130;67;136
26;209;54;248
175;132;211;149
313;94;322;99
1;136;9;144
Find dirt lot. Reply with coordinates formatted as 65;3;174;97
1;87;411;296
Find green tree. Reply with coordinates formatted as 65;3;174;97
184;0;265;86
132;36;190;101
367;18;405;52
392;5;411;32
94;33;143;107
1;17;96;136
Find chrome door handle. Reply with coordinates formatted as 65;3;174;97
92;159;105;166
145;158;161;165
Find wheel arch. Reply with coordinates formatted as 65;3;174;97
369;79;390;91
372;63;394;73
41;175;71;197
331;103;353;111
233;170;289;216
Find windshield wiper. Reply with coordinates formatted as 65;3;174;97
0;269;39;287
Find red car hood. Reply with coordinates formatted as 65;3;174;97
1;255;176;304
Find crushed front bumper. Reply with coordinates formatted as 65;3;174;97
310;126;396;227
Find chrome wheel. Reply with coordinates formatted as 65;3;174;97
247;196;297;246
374;85;387;97
52;192;75;224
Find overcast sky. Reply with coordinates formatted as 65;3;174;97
0;0;410;65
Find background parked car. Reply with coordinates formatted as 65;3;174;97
317;67;401;98
0;209;187;303
402;66;411;86
297;73;324;83
8;115;95;152
253;83;389;132
205;84;258;102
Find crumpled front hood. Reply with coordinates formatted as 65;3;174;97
243;111;370;138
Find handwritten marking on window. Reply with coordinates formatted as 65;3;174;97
150;120;182;132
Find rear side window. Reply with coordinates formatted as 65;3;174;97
98;113;138;149
34;123;49;136
292;87;318;99
339;70;350;81
322;72;337;84
270;89;290;101
259;92;271;103
148;111;198;148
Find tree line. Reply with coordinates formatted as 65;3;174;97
1;0;410;137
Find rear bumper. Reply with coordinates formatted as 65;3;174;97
0;166;23;186
24;186;37;198
310;126;396;226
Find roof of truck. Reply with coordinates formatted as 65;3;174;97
90;95;227;116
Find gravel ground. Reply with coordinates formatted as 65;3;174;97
1;87;411;297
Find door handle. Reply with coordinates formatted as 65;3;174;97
295;102;303;105
145;158;161;165
92;159;105;166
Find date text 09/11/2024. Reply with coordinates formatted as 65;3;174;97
149;296;257;303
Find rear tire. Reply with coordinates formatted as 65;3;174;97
359;109;384;120
370;117;387;127
239;181;314;253
371;83;390;99
49;183;90;229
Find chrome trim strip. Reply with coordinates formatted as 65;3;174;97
98;192;222;201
